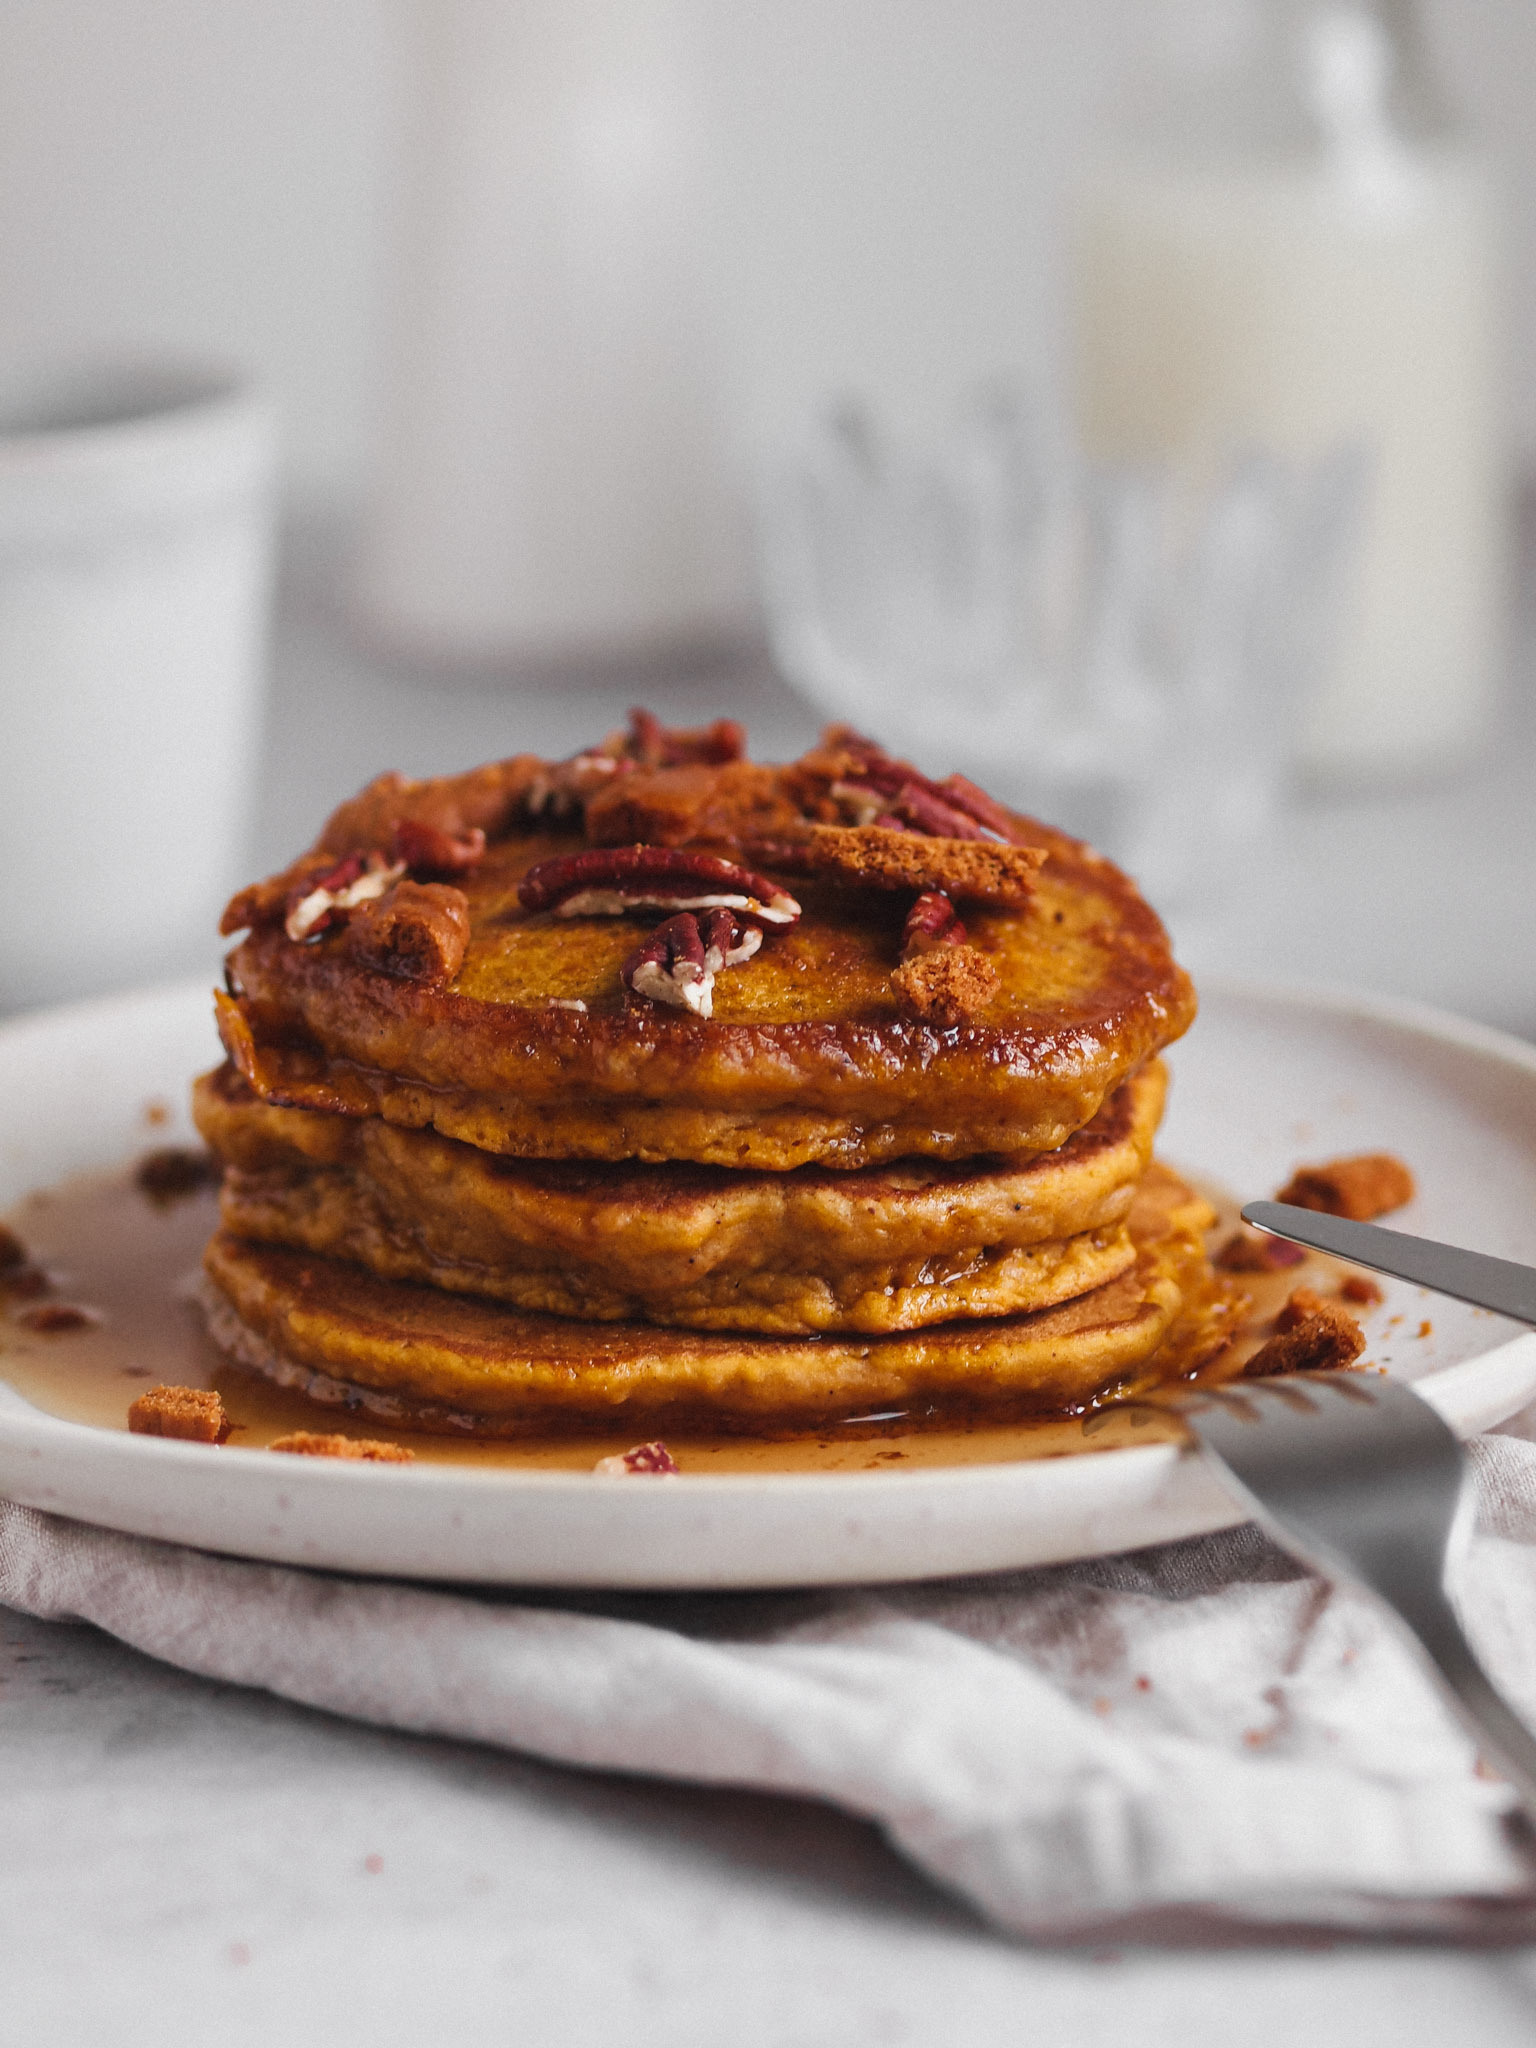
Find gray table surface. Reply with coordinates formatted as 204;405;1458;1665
10;528;1536;2045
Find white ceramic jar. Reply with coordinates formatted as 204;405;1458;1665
0;361;276;1011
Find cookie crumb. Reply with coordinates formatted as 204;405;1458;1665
269;1432;414;1462
1275;1153;1414;1221
1340;1274;1384;1306
891;945;1000;1025
128;1384;230;1443
1244;1291;1365;1377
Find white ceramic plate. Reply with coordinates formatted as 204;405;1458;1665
3;978;1536;1588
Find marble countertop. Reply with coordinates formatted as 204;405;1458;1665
9;530;1536;2044
9;1600;1536;2048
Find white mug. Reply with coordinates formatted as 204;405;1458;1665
0;361;276;1012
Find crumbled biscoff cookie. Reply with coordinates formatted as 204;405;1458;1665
1275;1153;1415;1221
1340;1273;1384;1306
1244;1289;1365;1377
269;1431;414;1462
128;1384;230;1443
891;946;1000;1025
806;825;1042;905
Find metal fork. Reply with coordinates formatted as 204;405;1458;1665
1181;1371;1536;1812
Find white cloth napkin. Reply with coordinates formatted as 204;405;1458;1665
9;1435;1536;1941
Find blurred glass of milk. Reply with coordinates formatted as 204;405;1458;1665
1073;0;1503;779
354;0;746;674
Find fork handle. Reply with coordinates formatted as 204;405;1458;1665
1380;1581;1536;1822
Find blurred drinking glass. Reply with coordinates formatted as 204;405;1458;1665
0;361;276;1012
758;391;1360;907
1074;0;1503;782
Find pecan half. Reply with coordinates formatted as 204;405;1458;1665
390;818;486;879
285;853;405;942
619;908;761;1018
891;945;1001;1025
803;826;1042;906
594;1439;680;1476
937;773;1021;842
346;880;470;986
816;728;1019;841
901;892;967;959
621;913;712;1016
520;846;800;926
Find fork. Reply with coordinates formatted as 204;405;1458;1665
1180;1370;1536;1812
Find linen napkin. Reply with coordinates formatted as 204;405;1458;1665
9;1433;1536;1940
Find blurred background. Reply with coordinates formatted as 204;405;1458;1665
2;0;1534;1025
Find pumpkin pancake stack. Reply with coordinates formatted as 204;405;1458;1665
195;715;1220;1437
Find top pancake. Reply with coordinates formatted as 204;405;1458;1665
216;723;1195;1170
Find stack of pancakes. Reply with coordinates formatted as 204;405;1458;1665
195;719;1219;1437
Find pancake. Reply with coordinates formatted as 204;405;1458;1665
215;732;1195;1169
194;1060;1165;1335
199;1162;1221;1433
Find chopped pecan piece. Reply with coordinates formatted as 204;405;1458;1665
390;818;487;879
522;750;631;821
811;728;1025;842
1214;1228;1307;1273
622;914;712;1016
804;825;1042;905
269;1431;415;1462
135;1147;220;1206
128;1384;230;1442
594;1439;680;1476
221;850;353;937
520;846;800;926
0;1223;26;1272
346;880;470;986
284;853;406;943
1244;1292;1365;1378
1274;1154;1416;1221
699;905;763;972
901;892;967;959
891;945;1001;1025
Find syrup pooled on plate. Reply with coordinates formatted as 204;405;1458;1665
0;1158;1350;1475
